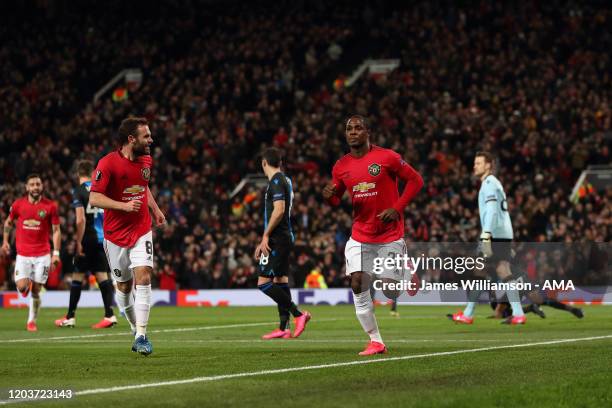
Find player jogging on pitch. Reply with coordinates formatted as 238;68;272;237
2;174;61;332
449;151;526;325
90;117;165;355
55;160;117;329
255;147;311;339
323;115;424;355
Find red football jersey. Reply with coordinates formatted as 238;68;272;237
329;145;423;244
90;151;152;247
9;197;60;257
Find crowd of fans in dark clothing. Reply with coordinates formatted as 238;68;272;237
0;1;610;290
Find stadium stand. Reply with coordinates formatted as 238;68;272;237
0;0;610;290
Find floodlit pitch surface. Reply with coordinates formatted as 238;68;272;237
1;305;611;407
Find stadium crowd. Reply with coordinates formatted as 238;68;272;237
0;1;610;290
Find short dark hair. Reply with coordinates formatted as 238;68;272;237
262;147;283;168
117;116;148;146
345;115;369;130
25;173;42;183
76;160;94;178
475;151;495;165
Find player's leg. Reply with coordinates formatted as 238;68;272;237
390;298;399;317
28;255;50;331
496;260;525;323
524;290;546;318
104;239;136;332
90;242;117;328
257;244;308;338
95;272;115;318
55;270;84;327
14;255;32;297
68;272;85;319
128;231;155;355
132;266;152;338
377;239;406;317
540;295;584;318
259;275;293;339
346;239;385;355
272;276;291;332
464;264;489;319
90;271;117;328
449;267;488;324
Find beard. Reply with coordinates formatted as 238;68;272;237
28;191;41;200
133;143;150;157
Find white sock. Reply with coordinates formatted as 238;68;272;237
507;288;525;317
463;302;476;317
134;284;152;338
353;290;383;344
115;289;136;332
28;296;41;322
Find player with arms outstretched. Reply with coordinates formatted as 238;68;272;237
90;117;165;355
449;152;526;325
323;115;423;355
55;160;117;329
2;174;61;331
255;147;310;339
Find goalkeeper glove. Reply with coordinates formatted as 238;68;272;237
480;232;492;258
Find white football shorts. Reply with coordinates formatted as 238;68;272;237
14;254;51;284
344;237;408;281
103;231;154;282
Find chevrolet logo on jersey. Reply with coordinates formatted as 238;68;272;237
353;182;376;192
123;185;146;195
23;219;41;227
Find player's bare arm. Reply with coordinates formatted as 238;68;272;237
2;216;13;255
146;186;166;227
89;191;141;212
52;224;61;265
74;206;86;256
254;200;285;259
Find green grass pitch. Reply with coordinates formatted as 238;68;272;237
1;305;611;407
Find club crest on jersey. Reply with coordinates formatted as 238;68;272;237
141;167;151;181
38;210;47;219
368;163;381;176
95;170;102;181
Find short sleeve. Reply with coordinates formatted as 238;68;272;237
331;162;345;190
8;201;19;220
270;176;286;202
50;202;60;225
90;159;110;194
71;187;84;208
140;155;153;167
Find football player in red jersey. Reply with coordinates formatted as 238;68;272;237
90;117;165;356
323;115;423;355
2;174;61;332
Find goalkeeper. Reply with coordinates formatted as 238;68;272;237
449;152;526;325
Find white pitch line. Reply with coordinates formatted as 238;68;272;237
37;338;510;344
1;334;610;405
1;318;341;343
